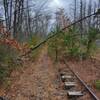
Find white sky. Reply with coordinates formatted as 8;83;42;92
48;0;98;10
48;0;72;11
0;0;99;19
49;0;64;8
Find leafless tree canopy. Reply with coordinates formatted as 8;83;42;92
0;0;99;42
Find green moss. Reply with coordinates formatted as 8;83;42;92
95;80;100;90
28;35;42;60
0;44;21;84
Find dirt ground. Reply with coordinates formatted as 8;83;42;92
3;47;67;100
0;47;99;100
67;58;100;99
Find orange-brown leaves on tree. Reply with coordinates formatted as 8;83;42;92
0;24;11;38
0;24;22;51
0;38;22;51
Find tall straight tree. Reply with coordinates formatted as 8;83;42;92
9;0;13;29
87;0;92;28
73;0;77;28
3;0;10;30
80;0;83;37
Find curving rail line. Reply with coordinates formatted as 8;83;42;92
62;60;100;100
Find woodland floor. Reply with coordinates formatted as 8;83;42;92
0;47;100;100
4;47;67;100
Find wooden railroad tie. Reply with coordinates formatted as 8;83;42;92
67;91;83;98
64;82;76;89
61;75;73;82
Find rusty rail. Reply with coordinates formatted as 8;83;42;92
63;60;100;100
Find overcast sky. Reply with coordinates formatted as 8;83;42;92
48;0;72;9
0;0;99;18
48;0;98;12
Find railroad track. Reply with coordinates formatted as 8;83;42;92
59;60;100;100
0;59;99;100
